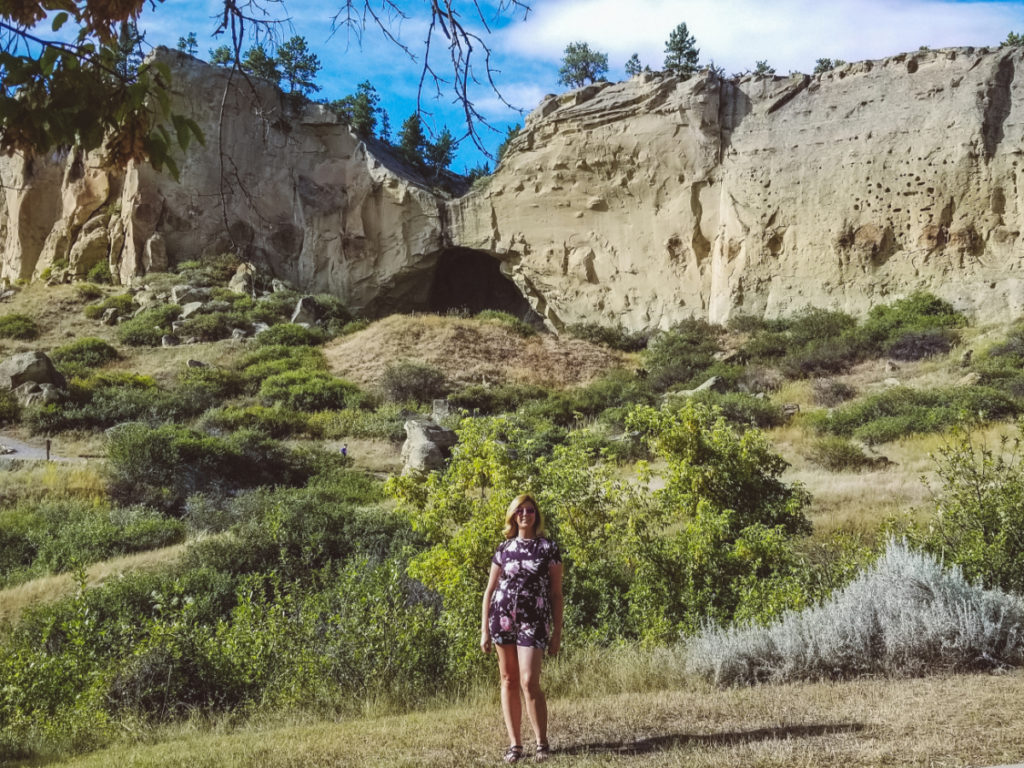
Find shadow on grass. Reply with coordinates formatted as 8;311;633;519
557;723;865;757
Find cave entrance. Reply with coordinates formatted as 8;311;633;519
427;247;542;325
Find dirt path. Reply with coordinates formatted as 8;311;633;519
0;432;83;462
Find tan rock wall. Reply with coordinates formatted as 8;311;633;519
451;46;1024;329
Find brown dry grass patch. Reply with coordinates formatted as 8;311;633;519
52;670;1024;767
323;314;627;390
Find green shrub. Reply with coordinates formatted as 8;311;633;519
565;322;649;351
726;314;788;333
175;312;251;342
198;404;310;438
74;283;105;301
250;291;302;324
643;319;724;392
105;423;330;512
0;389;20;425
259;370;365;412
686;391;786;429
805;436;881;472
0;313;39;340
448;382;549;414
859;292;967;351
83;292;136;321
51;338;119;376
380;360;448;403
253;323;326;347
885;328;956;361
778;335;863;378
173;253;241;286
339;319;369;335
822;386;1019;444
116;304;181;346
306;403;412;441
915;426;1024;592
475;309;536;337
811;378;856;407
85;261;112;284
237;344;327;389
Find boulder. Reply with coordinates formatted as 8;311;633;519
663;375;724;400
171;285;210;304
228;262;256;294
161;334;180;347
401;419;458;474
180;301;205;318
0;351;67;391
291;296;321;325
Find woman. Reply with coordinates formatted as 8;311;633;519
481;493;564;764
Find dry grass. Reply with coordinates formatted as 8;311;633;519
49;670;1024;767
0;282;120;356
323;314;627;390
0;459;106;502
0;544;186;626
322;437;404;474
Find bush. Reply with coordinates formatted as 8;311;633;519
686;391;786;429
117;304;181;346
253;323;326;347
198;404;310;438
885;328;956;361
83;293;136;321
859;292;966;352
475;309;536;338
565;322;649;352
643;319;724;392
448;382;549;414
0;389;19;425
811;378;856;407
0;313;39;340
175;312;251;342
237;344;327;389
306;404;412;441
74;283;105;301
85;261;112;284
105;423;329;513
380;360;448;403
805;436;881;472
259;370;365;412
51;338;119;376
822;386;1019;444
778;335;862;378
916;427;1024;592
687;541;1024;685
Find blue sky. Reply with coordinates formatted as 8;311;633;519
131;0;1024;172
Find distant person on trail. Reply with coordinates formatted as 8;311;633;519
480;493;563;764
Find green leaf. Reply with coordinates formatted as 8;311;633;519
171;114;191;151
40;47;60;77
186;118;205;147
51;12;69;31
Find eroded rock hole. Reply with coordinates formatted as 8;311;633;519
427;247;542;325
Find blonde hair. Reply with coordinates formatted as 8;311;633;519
503;493;545;539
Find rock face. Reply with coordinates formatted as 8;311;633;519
4;46;1024;329
401;419;458;474
0;49;446;317
450;46;1024;328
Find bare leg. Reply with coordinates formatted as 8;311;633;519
517;645;548;746
496;644;522;747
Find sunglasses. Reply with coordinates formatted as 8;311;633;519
515;507;537;516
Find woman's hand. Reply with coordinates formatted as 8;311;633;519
480;631;492;654
547;633;560;657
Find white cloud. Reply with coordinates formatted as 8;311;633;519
497;0;1024;75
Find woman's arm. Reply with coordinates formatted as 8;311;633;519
480;562;502;653
548;561;564;656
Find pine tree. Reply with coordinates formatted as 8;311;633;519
663;22;699;79
625;53;643;77
276;36;321;95
399;113;428;167
558;42;609;87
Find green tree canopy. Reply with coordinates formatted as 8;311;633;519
331;81;383;139
276;35;321;95
558;41;609;88
398;113;428;167
813;57;846;74
625;53;643;77
241;44;280;84
177;32;198;56
425;126;455;177
664;22;699;79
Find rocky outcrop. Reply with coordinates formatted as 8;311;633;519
0;49;447;317
451;46;1024;328
4;46;1024;329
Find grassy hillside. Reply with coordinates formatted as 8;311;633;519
3;266;1024;765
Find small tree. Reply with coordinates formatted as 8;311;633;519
664;22;699;79
497;123;521;163
176;32;198;56
276;35;321;95
209;45;232;67
558;41;609;87
1004;31;1024;47
425;126;455;178
813;58;846;74
332;81;382;138
398;113;428;167
112;21;145;80
241;44;280;84
754;59;775;77
625;53;643;77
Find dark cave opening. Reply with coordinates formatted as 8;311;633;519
427;247;542;325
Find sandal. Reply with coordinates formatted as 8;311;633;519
502;745;523;764
535;743;551;762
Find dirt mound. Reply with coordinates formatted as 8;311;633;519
324;315;627;390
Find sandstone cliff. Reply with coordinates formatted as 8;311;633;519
2;46;1023;330
0;50;446;316
452;46;1024;329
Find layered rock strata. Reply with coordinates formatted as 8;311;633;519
451;46;1024;328
2;46;1024;329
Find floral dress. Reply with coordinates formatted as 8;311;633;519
488;536;562;649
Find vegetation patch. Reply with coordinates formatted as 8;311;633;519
0;313;39;340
